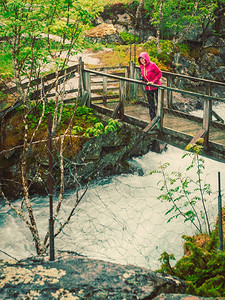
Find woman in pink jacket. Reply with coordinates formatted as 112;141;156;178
138;52;162;120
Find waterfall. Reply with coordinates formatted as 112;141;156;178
1;144;224;270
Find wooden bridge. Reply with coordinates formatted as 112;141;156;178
79;61;225;163
1;59;225;163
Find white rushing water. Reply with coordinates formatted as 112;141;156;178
0;144;224;270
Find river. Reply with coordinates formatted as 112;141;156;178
0;142;224;270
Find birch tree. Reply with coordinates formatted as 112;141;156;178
0;0;102;256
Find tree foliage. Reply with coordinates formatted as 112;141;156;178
0;0;103;257
0;0;102;90
145;0;219;42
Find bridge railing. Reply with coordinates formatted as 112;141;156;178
81;60;225;149
0;64;80;118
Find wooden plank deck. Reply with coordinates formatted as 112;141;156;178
123;103;225;146
93;101;225;163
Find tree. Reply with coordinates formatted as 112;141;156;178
135;0;145;40
145;0;220;48
0;0;103;256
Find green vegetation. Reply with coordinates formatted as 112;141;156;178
119;32;139;45
72;118;120;138
91;39;175;70
151;141;212;236
158;232;225;297
0;47;13;79
16;102;100;133
153;142;225;297
16;102;120;140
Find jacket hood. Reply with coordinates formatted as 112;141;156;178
138;52;151;66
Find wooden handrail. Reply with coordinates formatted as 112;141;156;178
2;64;79;95
84;68;225;103
135;65;225;87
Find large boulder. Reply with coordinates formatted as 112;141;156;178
0;251;187;299
173;38;225;84
84;23;123;44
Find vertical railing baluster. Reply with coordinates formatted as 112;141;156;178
83;71;91;107
157;88;164;132
167;75;173;108
103;68;107;106
203;83;212;149
119;80;125;119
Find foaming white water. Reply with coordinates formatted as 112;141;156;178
0;145;224;270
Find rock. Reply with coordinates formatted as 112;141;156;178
173;53;200;79
0;117;156;200
173;43;225;85
0;251;187;299
153;293;220;300
71;120;154;185
200;52;225;81
84;23;123;44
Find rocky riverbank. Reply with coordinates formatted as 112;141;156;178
0;112;162;200
0;250;221;300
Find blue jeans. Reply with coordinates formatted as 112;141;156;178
146;89;158;120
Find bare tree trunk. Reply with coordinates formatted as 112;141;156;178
156;0;163;53
135;0;145;41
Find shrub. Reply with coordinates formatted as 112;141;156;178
158;232;225;297
119;32;139;45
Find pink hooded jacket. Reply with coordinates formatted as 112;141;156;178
138;52;162;91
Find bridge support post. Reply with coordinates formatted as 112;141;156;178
157;88;164;132
83;71;91;107
128;61;135;100
166;75;173;108
78;57;84;101
111;80;125;120
133;67;139;100
103;68;107;106
119;80;125;118
124;67;129;100
203;84;212;149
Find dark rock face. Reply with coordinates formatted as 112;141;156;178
0;118;157;200
73;121;155;184
0;251;187;299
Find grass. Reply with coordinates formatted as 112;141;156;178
89;41;175;71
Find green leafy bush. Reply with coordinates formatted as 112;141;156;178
158;233;225;297
26;103;97;130
119;32;139;45
155;142;225;297
72;118;120;138
0;47;13;78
